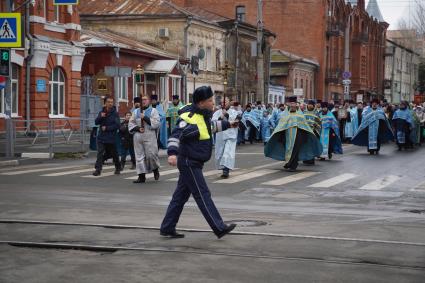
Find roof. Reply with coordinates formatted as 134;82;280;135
79;0;187;16
144;60;178;73
183;6;230;23
80;29;177;59
366;0;384;22
271;49;319;67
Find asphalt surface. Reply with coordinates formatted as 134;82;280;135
0;143;424;282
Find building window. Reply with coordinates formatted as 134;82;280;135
116;77;128;101
49;67;65;116
206;47;212;71
0;64;19;116
159;76;168;102
54;5;60;23
216;48;221;71
236;6;246;22
172;77;181;98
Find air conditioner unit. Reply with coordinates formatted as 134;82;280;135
158;28;169;39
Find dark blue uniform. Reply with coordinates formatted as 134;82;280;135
160;104;231;236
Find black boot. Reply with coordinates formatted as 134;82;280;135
153;169;160;181
120;160;126;171
133;173;146;183
221;168;230;178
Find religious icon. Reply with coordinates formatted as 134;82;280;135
97;79;107;91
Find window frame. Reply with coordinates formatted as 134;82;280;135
236;5;246;22
49;67;66;117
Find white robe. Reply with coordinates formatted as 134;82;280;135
129;108;160;174
212;108;238;170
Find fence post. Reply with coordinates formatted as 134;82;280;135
48;120;54;159
5;118;15;158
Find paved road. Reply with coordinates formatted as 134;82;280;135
0;143;424;282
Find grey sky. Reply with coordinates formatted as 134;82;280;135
369;0;416;30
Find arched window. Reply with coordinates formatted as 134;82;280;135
49;67;65;116
1;64;20;116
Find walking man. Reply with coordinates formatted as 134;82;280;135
93;97;121;176
119;111;136;170
160;86;237;239
129;95;161;183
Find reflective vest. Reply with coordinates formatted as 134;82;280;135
180;112;210;140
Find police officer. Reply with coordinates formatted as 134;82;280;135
160;86;238;239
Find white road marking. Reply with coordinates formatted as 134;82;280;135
124;169;179;180
359;175;401;191
308;173;357;188
262;171;320;186
214;169;278;184
251;161;282;170
82;169;136;178
41;166;115;177
1;165;84;176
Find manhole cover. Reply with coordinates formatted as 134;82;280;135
224;220;268;227
407;209;425;214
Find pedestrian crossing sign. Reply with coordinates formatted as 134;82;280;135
0;13;21;48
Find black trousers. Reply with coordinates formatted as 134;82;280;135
286;130;308;170
247;121;257;144
95;142;120;171
160;158;227;235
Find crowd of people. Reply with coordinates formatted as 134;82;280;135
90;86;424;239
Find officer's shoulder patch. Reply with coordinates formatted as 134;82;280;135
179;121;188;128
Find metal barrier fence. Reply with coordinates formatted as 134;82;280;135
0;118;90;159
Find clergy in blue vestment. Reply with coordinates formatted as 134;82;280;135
242;104;261;144
303;100;322;165
319;102;343;160
265;97;322;172
212;98;238;178
253;101;264;141
271;104;287;128
151;95;168;150
260;110;274;144
343;100;357;141
392;101;415;151
351;99;394;155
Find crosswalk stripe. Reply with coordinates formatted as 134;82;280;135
214;169;278;184
308;173;357;188
124;169;179;180
82;169;136;178
262;171;320;186
251;161;282;170
41;166;115;177
410;181;425;192
1;165;84;176
166;168;244;182
359;175;401;191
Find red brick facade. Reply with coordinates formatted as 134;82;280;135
0;1;84;129
172;0;388;102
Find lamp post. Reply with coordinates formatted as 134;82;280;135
220;60;233;106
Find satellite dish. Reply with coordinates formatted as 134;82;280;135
198;48;205;60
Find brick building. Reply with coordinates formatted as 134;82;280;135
0;0;85;128
172;0;388;102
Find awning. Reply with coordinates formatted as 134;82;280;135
144;60;178;74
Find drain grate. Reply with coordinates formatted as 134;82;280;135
224;220;268;227
406;209;425;214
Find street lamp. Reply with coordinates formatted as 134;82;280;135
220;60;233;106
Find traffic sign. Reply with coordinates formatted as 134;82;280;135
0;13;21;48
54;0;79;4
0;49;10;76
342;71;352;80
342;79;351;85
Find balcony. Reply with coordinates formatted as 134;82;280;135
325;69;341;84
326;23;345;37
353;32;369;43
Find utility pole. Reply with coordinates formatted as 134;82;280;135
4;0;14;158
256;0;265;103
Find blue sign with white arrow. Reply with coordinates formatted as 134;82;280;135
54;0;79;5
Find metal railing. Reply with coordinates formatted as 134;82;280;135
0;118;90;159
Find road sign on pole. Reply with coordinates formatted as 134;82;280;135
54;0;79;5
0;13;21;48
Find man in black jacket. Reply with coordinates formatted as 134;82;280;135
160;86;237;239
93;97;121;176
119;111;136;170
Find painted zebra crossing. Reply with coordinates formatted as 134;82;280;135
0;162;408;191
